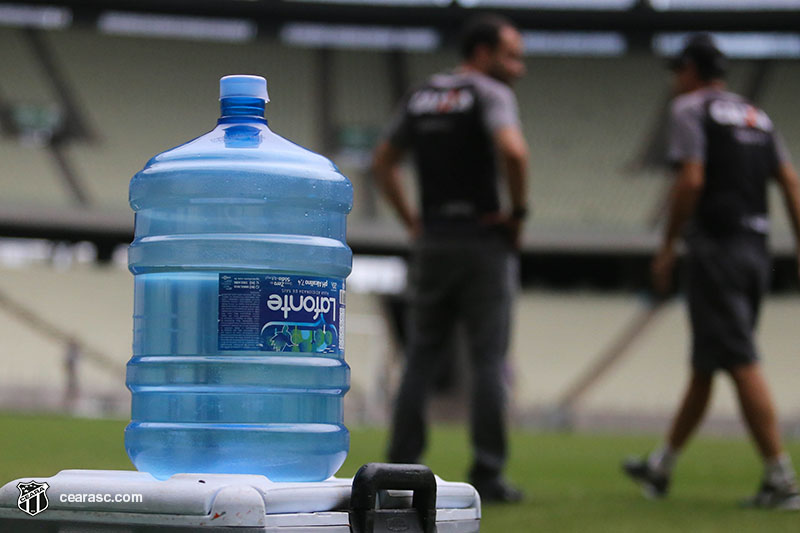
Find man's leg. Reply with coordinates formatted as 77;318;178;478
463;309;510;485
628;240;719;494
459;241;521;500
387;339;439;464
388;245;457;465
623;370;713;498
666;370;714;451
729;363;781;459
728;363;799;509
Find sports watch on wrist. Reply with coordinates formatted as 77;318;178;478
511;205;529;220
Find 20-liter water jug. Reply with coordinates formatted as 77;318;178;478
125;75;353;482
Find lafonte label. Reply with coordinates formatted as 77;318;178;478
218;273;344;354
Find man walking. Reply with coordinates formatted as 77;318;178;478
624;34;800;510
372;15;529;503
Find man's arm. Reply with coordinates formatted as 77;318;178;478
496;126;529;211
372;140;420;239
775;162;800;279
494;125;529;249
652;160;705;295
473;77;529;247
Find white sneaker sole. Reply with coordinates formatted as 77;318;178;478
775;494;800;511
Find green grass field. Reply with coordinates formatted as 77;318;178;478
1;413;798;531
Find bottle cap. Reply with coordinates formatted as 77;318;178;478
219;75;269;102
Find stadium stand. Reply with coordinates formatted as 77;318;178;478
0;264;129;414
574;295;800;432
328;48;396;222
0;261;401;423
3;27;800;243
0;27;56;102
4;259;797;433
2;26;800;434
331;49;394;129
759;61;800;240
760;61;800;150
40;29;322;212
405;49;459;88
0;142;65;207
0;28;68;209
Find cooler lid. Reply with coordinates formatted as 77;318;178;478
0;469;480;529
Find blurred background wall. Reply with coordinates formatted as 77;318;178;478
0;0;799;437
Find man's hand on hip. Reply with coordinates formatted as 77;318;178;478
652;245;677;296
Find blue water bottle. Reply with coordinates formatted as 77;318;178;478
125;75;353;482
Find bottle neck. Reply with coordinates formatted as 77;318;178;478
219;97;267;124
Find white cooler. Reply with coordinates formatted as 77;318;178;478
0;463;480;532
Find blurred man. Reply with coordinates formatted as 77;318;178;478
623;34;800;510
372;15;529;503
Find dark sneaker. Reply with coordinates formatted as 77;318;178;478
622;457;670;499
470;478;525;504
742;480;800;511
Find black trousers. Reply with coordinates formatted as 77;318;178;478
388;228;519;483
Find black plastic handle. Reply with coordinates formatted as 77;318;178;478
350;463;437;533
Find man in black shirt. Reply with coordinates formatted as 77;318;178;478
372;15;529;503
624;34;800;510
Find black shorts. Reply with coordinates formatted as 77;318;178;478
685;233;770;373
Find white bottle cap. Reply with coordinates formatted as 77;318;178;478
219;75;269;102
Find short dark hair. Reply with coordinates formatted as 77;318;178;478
670;33;727;81
460;14;516;60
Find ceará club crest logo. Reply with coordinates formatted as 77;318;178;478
17;480;50;516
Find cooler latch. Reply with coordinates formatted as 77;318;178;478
350;463;437;533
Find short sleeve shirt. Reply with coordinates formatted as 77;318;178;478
385;70;520;149
667;88;790;166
